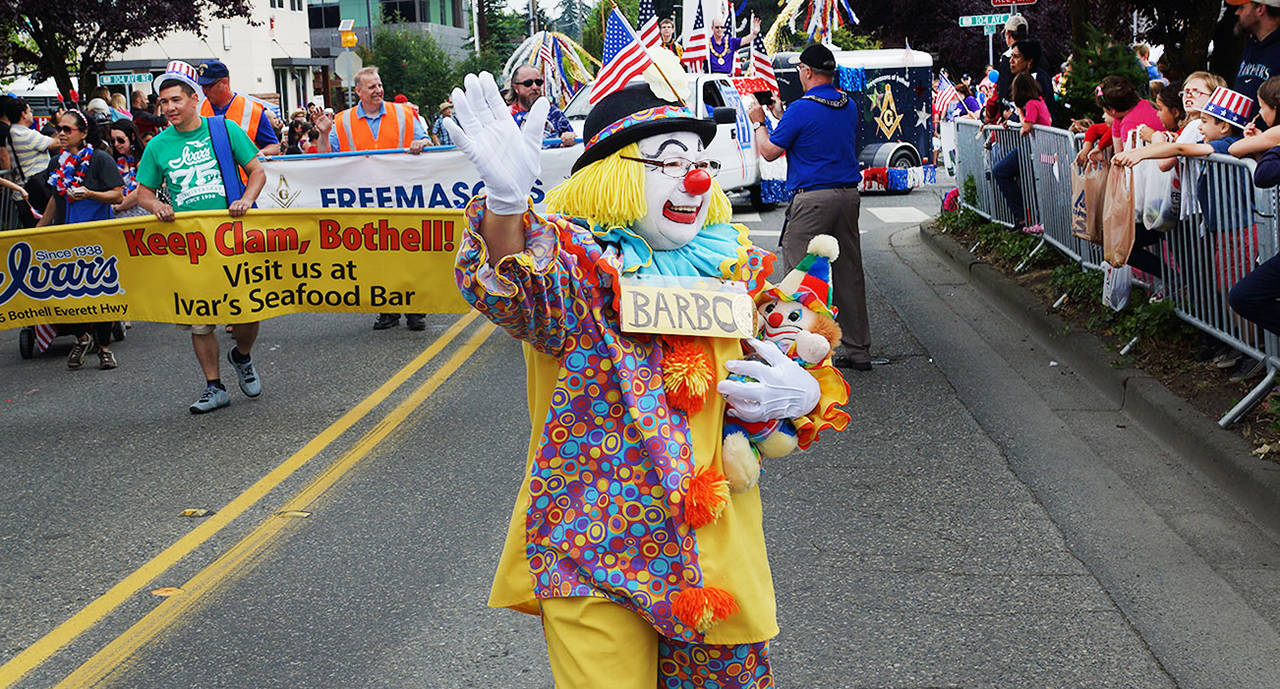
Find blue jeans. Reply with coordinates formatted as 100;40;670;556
992;150;1024;224
1229;253;1280;336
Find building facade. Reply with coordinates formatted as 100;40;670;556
102;0;324;113
308;0;474;61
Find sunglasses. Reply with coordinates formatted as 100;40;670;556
515;78;545;87
55;125;81;134
113;137;129;144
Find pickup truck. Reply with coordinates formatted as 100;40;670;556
563;52;937;203
562;73;767;205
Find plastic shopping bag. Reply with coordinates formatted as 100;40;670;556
1102;261;1132;312
1103;164;1136;266
1071;162;1108;244
1140;159;1178;231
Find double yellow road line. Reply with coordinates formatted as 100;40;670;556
0;311;496;689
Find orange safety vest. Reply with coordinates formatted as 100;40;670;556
334;102;413;152
200;94;264;145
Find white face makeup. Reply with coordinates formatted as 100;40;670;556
757;300;815;352
632;131;714;250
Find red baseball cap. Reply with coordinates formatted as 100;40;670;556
393;94;409;103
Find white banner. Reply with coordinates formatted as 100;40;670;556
257;146;581;212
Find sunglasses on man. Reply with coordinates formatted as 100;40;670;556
515;78;545;88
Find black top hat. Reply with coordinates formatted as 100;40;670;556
574;83;717;173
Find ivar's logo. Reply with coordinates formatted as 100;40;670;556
0;242;122;304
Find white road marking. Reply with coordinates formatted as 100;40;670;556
867;206;932;224
733;212;762;222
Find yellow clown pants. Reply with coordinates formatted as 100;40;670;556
539;596;773;689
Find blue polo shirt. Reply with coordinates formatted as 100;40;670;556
1235;29;1280;107
769;83;862;192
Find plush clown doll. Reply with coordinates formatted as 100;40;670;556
722;235;850;493
445;56;849;689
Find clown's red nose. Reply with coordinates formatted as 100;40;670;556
683;168;712;195
767;311;784;328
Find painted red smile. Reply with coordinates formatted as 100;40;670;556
662;200;702;223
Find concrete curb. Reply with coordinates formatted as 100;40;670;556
919;220;1280;535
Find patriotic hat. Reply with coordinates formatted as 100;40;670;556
1201;86;1253;130
153;60;201;95
760;235;840;318
575;83;717;173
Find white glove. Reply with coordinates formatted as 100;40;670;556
442;71;548;216
717;338;821;423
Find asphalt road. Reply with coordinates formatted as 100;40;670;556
4;181;1280;688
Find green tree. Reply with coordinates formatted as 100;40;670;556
1061;24;1149;124
830;27;881;52
367;26;454;120
581;0;638;61
0;0;254;103
452;49;508;85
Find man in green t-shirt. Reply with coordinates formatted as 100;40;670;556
137;63;268;414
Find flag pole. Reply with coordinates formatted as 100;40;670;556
609;0;687;108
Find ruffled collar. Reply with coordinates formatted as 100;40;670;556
590;221;750;281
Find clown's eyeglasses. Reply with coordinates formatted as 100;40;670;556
620;156;722;177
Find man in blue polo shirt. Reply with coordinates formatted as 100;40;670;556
1228;0;1280;108
748;43;872;370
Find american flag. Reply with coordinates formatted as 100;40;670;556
589;9;654;105
637;0;660;48
537;33;554;70
682;0;708;71
933;72;960;122
34;324;57;353
750;31;776;92
538;34;559;103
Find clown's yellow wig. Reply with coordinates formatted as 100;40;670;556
546;143;733;230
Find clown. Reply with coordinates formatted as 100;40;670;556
722;235;850;493
446;60;849;688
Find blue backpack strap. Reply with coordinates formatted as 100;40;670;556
206;115;248;205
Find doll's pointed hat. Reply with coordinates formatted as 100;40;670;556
763;235;839;318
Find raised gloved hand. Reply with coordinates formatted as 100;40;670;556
717;338;821;423
443;71;548;216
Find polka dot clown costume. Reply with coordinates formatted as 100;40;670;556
445;62;850;688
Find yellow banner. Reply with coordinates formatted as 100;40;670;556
0;208;470;329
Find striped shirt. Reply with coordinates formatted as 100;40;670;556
9;124;54;182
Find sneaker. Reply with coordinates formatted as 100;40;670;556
1230;357;1267;383
1021;223;1044;236
227;349;262;397
406;314;426;331
67;336;91;369
1213;350;1243;370
373;313;400;330
97;349;118;370
189;385;230;414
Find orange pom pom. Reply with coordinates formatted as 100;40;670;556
673;586;739;633
662;336;714;414
685;466;729;529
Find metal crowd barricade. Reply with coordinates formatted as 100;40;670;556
952;122;1280;427
1163;154;1279;425
0;169;23;231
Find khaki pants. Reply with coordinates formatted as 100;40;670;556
781;187;869;359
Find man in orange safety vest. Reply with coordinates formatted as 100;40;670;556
197;60;281;155
314;66;432;331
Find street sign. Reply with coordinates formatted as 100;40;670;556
334;50;363;81
984;24;998;36
98;73;152;85
959;13;1012;28
992;0;1033;5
